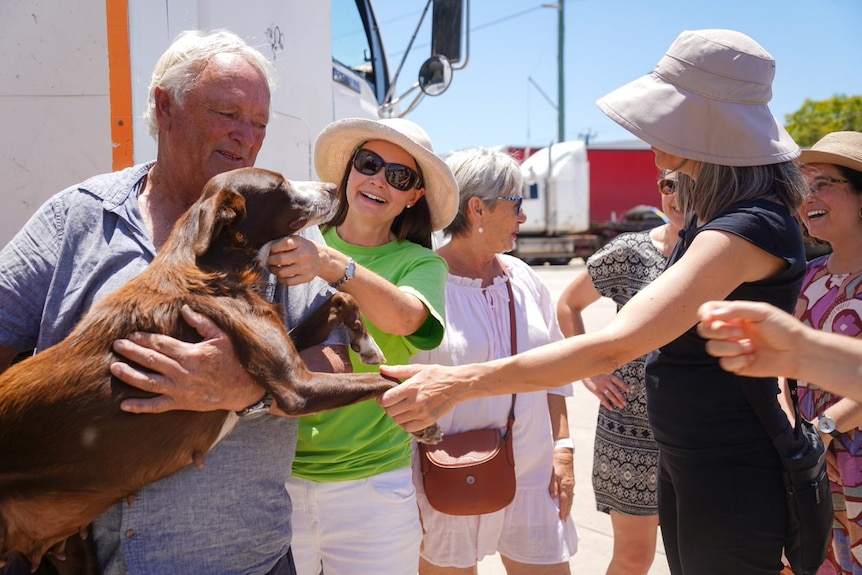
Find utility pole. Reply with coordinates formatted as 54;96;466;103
542;2;565;143
556;1;565;144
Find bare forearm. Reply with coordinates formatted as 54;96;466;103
798;329;862;402
547;394;570;440
322;249;427;336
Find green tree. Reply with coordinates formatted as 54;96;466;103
784;94;862;147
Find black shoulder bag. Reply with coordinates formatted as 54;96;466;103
742;378;832;575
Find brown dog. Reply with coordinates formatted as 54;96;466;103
0;167;437;571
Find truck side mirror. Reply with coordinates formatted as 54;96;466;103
418;56;452;96
431;0;463;63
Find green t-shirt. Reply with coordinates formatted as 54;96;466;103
291;228;447;481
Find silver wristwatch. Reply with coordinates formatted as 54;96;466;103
816;414;840;438
330;257;356;289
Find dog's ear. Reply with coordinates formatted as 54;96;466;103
187;188;246;257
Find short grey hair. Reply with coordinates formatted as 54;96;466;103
144;29;277;139
443;147;523;238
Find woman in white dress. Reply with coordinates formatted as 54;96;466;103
412;147;579;574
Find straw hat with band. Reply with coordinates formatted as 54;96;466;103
597;29;800;167
798;131;862;174
314;117;458;232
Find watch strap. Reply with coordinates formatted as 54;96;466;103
237;394;273;418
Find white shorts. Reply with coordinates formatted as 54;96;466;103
286;467;421;575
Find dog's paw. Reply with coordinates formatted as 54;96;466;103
412;423;443;445
354;334;386;365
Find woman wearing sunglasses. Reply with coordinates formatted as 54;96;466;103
411;147;578;574
268;117;458;575
555;169;684;575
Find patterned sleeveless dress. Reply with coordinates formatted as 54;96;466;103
795;255;862;575
586;230;666;515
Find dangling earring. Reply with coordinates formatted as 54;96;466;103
477;226;484;234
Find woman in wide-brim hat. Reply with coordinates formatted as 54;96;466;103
378;29;810;575
792;130;862;575
268;117;457;575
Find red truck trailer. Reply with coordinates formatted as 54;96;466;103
498;141;663;262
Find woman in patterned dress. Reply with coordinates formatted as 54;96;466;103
792;131;862;575
556;171;685;575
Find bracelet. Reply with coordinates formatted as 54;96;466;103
553;438;575;450
330;257;356;289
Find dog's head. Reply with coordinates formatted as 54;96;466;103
171;167;337;259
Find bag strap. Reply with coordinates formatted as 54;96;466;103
504;274;517;424
739;375;799;442
786;378;804;439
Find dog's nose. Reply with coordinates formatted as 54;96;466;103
321;182;337;200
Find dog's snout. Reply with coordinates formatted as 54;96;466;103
322;182;337;200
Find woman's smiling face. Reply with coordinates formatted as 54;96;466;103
798;162;861;243
346;139;425;225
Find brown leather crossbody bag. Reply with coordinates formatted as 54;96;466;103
418;277;518;516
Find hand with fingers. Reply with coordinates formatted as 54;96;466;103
111;305;262;414
582;373;630;410
267;235;324;286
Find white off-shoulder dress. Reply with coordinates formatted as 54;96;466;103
411;254;579;567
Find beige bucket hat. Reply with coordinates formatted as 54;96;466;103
597;29;800;167
798;131;862;173
314;117;458;231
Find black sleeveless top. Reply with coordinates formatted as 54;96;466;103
645;199;805;454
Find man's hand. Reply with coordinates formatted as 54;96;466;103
111;305;262;413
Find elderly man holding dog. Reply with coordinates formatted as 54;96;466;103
0;30;339;575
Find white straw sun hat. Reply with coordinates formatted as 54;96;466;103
597;29;800;167
314;117;458;231
798;131;862;173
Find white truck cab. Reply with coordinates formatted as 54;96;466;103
0;0;467;246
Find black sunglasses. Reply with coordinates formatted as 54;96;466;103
352;148;422;192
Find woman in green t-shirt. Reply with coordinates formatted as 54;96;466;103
267;117;458;575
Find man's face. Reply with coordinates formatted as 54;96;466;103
159;53;271;194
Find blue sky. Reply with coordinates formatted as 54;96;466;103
371;0;862;154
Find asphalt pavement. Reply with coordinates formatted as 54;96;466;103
476;261;672;575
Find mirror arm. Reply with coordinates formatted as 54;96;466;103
382;0;433;107
450;0;470;71
396;86;427;118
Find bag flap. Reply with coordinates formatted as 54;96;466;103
423;428;503;468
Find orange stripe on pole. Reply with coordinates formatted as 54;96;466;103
106;0;134;169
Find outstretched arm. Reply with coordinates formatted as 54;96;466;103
698;300;862;402
379;229;786;431
556;269;629;410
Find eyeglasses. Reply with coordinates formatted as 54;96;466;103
808;176;849;196
497;195;524;215
658;178;677;196
352;148;422;192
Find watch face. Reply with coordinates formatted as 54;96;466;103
818;415;837;434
